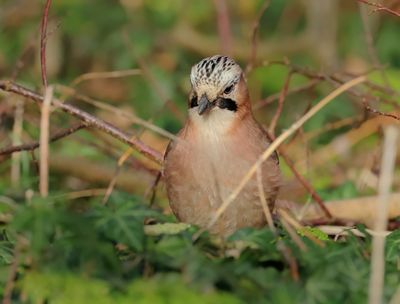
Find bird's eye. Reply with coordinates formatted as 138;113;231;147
190;95;198;108
223;85;234;94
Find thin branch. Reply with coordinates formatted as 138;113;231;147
39;86;53;197
146;171;162;207
254;79;320;110
368;125;399;304
71;69;142;86
0;81;163;165
278;208;324;247
55;85;176;140
256;168;276;232
264;60;400;121
359;3;391;90
0;123;87;155
246;0;270;73
264;60;400;98
207;76;366;230
272;140;333;219
357;0;400;18
269;71;292;136
212;0;232;56
256;169;299;281
362;99;400;121
10;100;24;185
40;0;52;87
279;214;308;252
316;225;390;238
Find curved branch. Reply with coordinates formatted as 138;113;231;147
0;123;87;155
0;81;163;165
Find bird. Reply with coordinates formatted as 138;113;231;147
163;55;281;236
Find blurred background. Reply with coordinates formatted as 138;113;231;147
0;0;400;303
1;0;399;200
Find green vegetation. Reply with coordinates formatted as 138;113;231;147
1;0;399;303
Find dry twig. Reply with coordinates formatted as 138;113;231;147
315;225;390;238
246;0;271;73
40;0;52;87
71;69;142;86
357;0;400;18
368;125;399;304
39;86;53;197
359;3;391;90
10;100;24;185
269;71;292;136
256;168;276;232
0;122;87;155
55;85;175;140
0;81;163;165
207;76;366;230
265;131;332;219
256;169;300;281
254;79;320;110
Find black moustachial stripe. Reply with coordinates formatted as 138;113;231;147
189;95;198;108
218;98;237;112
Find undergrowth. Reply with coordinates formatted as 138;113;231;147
0;190;399;304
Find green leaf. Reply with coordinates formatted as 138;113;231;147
92;196;162;251
386;230;400;263
297;226;329;241
144;223;191;235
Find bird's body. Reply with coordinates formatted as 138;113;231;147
164;55;281;236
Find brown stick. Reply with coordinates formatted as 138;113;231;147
266;131;333;219
254;79;320;110
359;3;392;90
282;149;332;218
208;76;366;230
357;0;400;18
0;123;87;155
269;71;292;136
39;87;53;197
0;81;163;165
40;0;52;87
368;126;399;304
362;100;400;121
246;0;271;73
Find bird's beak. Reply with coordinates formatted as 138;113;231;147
198;94;213;115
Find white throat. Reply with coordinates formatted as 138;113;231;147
189;108;235;143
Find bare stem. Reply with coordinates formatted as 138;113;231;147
39;86;53;197
207;76;366;230
0;123;87;155
368;125;399;304
357;0;400;18
40;0;52;87
0;81;163;165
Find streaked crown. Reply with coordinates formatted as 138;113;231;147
190;55;242;96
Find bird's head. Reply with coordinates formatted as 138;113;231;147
188;55;250;118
